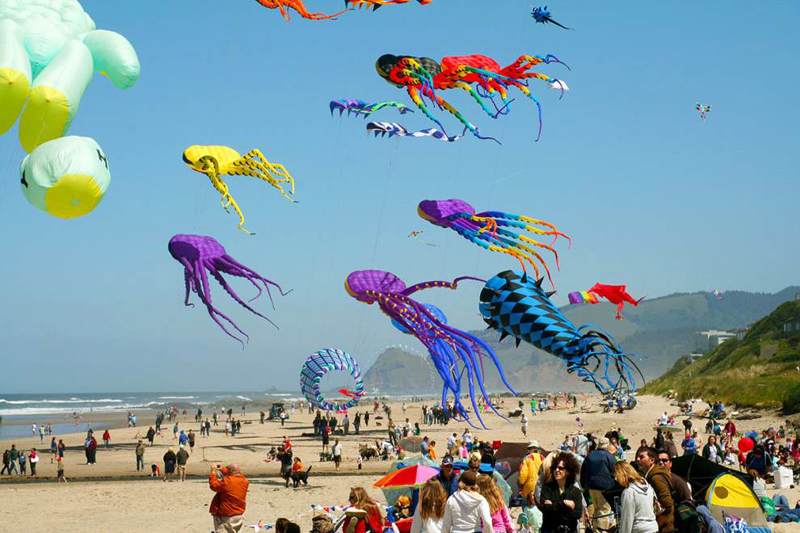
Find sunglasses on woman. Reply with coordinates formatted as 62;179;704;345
553;465;566;471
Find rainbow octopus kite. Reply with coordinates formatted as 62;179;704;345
367;122;465;142
183;145;297;235
418;199;570;287
696;103;712;121
376;53;568;141
480;270;643;397
531;6;572;30
253;0;348;20
330;99;413;117
168;234;291;346
345;270;515;427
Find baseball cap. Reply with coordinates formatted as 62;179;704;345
527;440;540;449
441;455;454;466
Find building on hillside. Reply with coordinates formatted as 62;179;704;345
734;327;750;341
696;330;737;352
782;316;800;334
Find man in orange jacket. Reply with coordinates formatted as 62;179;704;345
209;463;249;532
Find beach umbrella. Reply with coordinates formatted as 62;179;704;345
374;465;439;489
380;454;439;506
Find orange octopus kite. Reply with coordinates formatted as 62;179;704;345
254;0;348;21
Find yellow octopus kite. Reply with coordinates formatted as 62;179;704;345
183;146;297;234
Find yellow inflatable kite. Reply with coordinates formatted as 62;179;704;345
182;145;297;234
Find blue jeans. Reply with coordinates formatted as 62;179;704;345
774;494;791;510
136;455;144;471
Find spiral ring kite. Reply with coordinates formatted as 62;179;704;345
300;349;364;411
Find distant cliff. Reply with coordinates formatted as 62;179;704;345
362;347;439;394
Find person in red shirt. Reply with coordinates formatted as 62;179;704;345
344;487;383;533
102;430;111;448
209;463;249;532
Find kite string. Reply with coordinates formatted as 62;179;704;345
369;137;401;263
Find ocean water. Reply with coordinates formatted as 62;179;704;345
0;391;304;440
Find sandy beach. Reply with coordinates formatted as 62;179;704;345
1;395;798;532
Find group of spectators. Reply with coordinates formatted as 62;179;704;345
1;444;41;476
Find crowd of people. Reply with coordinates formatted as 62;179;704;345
4;396;800;533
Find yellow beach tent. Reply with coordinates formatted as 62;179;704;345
705;472;771;532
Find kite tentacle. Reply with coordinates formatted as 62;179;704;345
197;261;249;347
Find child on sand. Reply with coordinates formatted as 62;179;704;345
57;457;67;483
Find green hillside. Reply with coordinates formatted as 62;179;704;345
642;300;800;412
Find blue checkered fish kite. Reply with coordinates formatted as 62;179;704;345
479;270;643;397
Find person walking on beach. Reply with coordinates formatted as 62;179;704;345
31;424;37;438
209;463;249;533
332;439;343;471
177;445;190;482
8;444;19;475
50;437;57;463
58;439;65;460
29;448;38;476
1;449;10;475
225;420;232;437
354;412;361;435
321;426;330;453
18;449;27;475
39;425;45;443
188;429;196;453
146;426;156;446
85;435;97;465
520;414;528;437
163;448;177;482
173;422;179;441
57;456;67;483
103;429;111;448
343;414;350;436
136;440;146;471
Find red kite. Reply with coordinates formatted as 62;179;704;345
587;283;644;320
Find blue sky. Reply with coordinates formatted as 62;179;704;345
0;0;797;393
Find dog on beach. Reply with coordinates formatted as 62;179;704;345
292;465;312;487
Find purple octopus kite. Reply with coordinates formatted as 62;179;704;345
168;234;291;345
345;269;515;427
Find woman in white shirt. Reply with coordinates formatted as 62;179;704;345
441;470;493;533
411;478;447;533
613;462;658;533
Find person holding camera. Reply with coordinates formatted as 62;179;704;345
209;463;249;532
